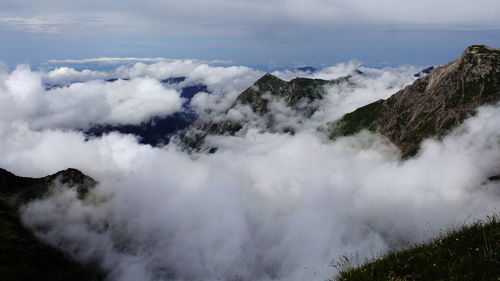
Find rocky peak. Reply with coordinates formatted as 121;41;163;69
329;45;500;157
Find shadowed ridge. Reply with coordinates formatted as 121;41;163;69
0;167;101;281
0;168;96;204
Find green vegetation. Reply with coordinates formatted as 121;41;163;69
288;76;353;104
332;217;500;281
328;100;385;139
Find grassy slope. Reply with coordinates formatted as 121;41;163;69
332;217;500;281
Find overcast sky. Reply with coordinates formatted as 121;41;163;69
1;0;500;68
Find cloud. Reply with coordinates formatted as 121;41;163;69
0;60;498;281
44;67;109;84
47;57;169;64
195;62;419;134
37;58;419;133
13;105;500;281
2;0;500;37
0;16;62;33
0;65;183;129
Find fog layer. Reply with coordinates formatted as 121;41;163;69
0;60;497;281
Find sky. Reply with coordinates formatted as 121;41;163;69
1;0;500;68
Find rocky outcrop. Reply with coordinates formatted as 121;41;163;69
329;45;500;157
0;168;99;281
234;73;336;114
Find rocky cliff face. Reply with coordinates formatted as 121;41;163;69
0;168;99;281
177;73;351;150
329;45;500;157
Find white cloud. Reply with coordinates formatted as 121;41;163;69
9;104;499;281
2;0;500;38
1;16;62;33
44;67;109;85
0;65;183;129
47;57;169;64
0;59;497;281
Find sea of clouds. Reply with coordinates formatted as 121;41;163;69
0;59;498;281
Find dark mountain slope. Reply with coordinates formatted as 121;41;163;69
329;45;500;157
0;168;99;281
85;111;197;146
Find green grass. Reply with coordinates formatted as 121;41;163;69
328;99;386;140
331;216;500;281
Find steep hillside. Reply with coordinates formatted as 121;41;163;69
0;168;99;281
329;45;500;157
333;217;500;281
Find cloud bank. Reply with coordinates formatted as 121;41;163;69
0;60;498;281
0;65;183;129
3;0;500;35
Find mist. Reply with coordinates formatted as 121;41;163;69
0;60;498;281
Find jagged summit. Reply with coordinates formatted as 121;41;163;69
329;45;500;157
463;44;500;54
257;72;283;82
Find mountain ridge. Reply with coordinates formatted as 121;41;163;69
329;45;500;157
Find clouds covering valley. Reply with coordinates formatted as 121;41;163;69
0;59;498;281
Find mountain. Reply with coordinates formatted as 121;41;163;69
178;45;500;154
177;73;352;150
329;45;500;157
0;168;99;281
